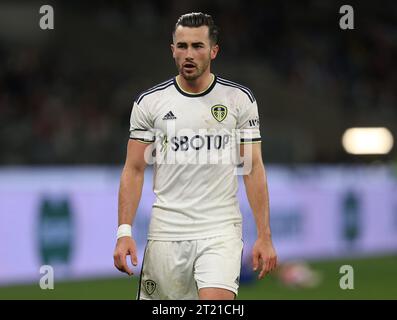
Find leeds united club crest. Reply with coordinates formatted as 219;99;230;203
211;105;228;122
144;279;156;295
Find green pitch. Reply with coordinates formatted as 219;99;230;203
1;255;396;300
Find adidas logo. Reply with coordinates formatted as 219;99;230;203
162;111;177;120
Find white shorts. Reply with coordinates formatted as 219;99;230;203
137;235;243;300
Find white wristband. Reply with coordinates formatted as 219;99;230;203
117;224;132;240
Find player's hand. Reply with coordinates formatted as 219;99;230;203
113;237;138;276
252;236;277;279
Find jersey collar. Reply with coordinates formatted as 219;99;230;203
174;74;217;97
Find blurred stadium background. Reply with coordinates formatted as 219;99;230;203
0;0;396;299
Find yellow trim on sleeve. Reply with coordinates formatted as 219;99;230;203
240;141;262;145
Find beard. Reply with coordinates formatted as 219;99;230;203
180;67;202;80
176;56;211;81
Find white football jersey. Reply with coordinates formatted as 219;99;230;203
129;74;261;240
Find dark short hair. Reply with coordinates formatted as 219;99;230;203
173;12;219;45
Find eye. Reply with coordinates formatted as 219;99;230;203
177;43;187;49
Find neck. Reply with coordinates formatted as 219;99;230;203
176;72;214;94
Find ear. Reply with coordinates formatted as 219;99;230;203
171;44;175;58
210;44;219;60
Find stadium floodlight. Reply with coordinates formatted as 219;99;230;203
342;127;394;155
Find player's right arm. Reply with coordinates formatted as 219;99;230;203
113;139;151;275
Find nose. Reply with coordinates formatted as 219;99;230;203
186;46;194;60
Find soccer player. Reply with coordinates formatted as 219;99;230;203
113;12;277;300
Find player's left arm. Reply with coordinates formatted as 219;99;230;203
242;142;277;279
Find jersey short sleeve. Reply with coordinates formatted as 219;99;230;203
236;96;261;144
129;100;155;143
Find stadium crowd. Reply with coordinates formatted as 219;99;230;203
0;0;395;164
